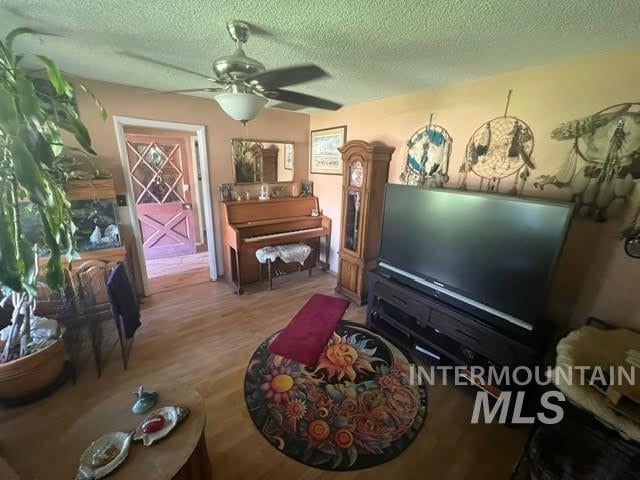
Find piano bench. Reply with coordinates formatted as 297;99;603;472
258;249;316;290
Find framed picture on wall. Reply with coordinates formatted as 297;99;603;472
310;126;347;175
284;143;294;170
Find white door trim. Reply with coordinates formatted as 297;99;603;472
113;116;218;296
189;135;206;244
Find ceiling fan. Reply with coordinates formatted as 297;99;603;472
126;20;342;123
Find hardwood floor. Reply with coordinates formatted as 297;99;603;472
146;250;211;294
0;271;528;479
146;251;210;279
147;266;211;295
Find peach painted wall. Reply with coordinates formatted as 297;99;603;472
310;46;640;330
72;78;310;280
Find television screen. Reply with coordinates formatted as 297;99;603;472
379;184;573;329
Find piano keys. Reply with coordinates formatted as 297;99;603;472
219;196;331;293
245;227;325;244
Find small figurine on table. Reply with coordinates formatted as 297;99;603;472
131;386;158;415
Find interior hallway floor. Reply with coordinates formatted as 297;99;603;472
0;271;529;479
145;250;211;294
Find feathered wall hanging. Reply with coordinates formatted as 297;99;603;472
458;90;535;195
534;103;640;221
400;113;452;188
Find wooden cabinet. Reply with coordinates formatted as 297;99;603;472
36;178;127;269
335;140;394;304
65;178;127;267
34;178;134;310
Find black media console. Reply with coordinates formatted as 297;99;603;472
366;268;544;394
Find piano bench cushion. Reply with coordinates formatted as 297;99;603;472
255;244;312;265
269;294;350;366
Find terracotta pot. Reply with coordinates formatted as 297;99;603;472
0;340;65;400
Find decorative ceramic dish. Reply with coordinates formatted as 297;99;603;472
133;405;190;446
75;431;132;480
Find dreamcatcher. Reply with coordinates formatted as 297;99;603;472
400;114;452;188
534;103;640;221
459;91;535;195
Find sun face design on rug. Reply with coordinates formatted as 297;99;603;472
244;323;427;471
314;331;380;382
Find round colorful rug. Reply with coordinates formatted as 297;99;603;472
244;322;427;471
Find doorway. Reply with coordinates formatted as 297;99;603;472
114;117;217;296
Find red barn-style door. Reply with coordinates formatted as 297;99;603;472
125;134;197;260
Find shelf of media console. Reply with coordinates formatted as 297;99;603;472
366;269;541;374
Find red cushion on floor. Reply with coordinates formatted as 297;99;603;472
268;294;350;366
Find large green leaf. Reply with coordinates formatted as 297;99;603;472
0;186;22;292
0;85;18;134
18;239;38;296
39;120;64;157
45;253;64;289
59;112;96;154
10;137;51;207
39;210;64;290
78;82;107;121
14;73;41;119
0;40;9;67
26;129;56;168
36;55;74;98
5;28;37;52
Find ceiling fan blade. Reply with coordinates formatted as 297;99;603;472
245;64;329;89
121;51;222;84
240;21;274;38
269;102;308;112
144;87;224;95
263;89;342;110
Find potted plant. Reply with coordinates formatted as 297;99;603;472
0;28;105;399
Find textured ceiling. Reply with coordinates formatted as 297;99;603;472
1;0;639;110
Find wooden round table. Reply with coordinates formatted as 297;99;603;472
36;387;210;479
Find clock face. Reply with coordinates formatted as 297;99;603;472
349;160;364;187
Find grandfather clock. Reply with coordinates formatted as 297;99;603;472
336;140;394;304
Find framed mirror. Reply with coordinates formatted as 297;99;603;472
231;139;295;184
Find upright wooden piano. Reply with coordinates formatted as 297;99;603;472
219;196;331;293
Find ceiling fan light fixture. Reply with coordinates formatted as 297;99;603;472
215;92;267;122
128;20;340;116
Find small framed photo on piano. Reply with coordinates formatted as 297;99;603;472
310;126;346;175
219;183;234;202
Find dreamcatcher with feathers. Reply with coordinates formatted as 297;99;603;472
534;103;640;221
459;91;535;195
400;114;452;188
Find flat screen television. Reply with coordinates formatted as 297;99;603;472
378;184;573;334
